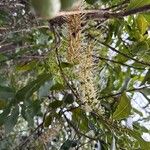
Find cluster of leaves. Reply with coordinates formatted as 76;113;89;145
0;0;150;149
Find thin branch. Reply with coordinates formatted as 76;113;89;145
48;4;150;27
76;139;94;149
98;41;150;67
99;86;150;100
0;25;50;37
122;4;150;17
52;5;150;20
63;114;97;141
55;48;80;100
16;110;48;150
0;44;35;53
50;20;80;99
94;55;145;70
16;123;43;150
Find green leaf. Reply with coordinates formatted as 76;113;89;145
0;108;11;125
113;92;132;120
0;10;9;25
16;60;37;72
20;99;42;126
4;105;19;134
140;92;150;103
136;15;148;34
128;0;150;10
140;88;150;96
61;0;78;10
44;114;53;127
129;129;150;150
38;81;53;98
15;73;52;102
0;53;7;62
24;109;34;126
72;108;89;132
63;93;74;104
49;100;63;109
133;122;149;132
131;41;149;55
101;0;111;4
132;108;143;116
30;99;42;115
0;86;15;101
21;104;26;121
141;70;150;85
60;140;77;150
0;100;7;109
50;79;64;91
143;13;150;23
60;62;74;68
85;0;98;5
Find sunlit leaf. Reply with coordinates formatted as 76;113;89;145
113;92;132;120
50;78;64;91
16;60;37;72
128;0;150;10
143;13;150;23
136;15;148;34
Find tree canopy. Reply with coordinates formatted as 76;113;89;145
0;0;150;149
